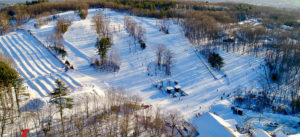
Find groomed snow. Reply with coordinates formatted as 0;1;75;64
192;112;236;137
20;7;264;122
0;31;81;99
2;8;297;136
252;129;271;137
59;9;264;119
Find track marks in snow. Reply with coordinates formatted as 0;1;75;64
7;35;51;76
15;34;61;72
17;9;264;119
92;9;264;118
62;39;91;68
0;32;81;98
0;36;38;78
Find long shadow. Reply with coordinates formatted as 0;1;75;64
0;39;30;78
34;79;50;96
54;73;78;88
61;73;81;86
15;34;61;73
5;36;47;76
63;39;91;65
40;77;56;92
0;36;36;78
26;80;46;97
8;35;50;75
4;35;45;76
0;36;48;97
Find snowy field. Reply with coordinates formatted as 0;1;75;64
1;8;299;136
55;8;264;119
0;31;80;98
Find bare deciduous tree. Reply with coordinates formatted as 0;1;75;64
108;47;121;72
163;49;175;75
137;24;146;42
93;13;109;38
0;13;10;35
157;18;170;34
156;44;165;70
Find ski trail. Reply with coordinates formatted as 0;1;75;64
32;80;49;96
7;35;50;75
19;31;63;68
0;32;82;98
0;36;50;97
54;74;76;88
0;36;37;78
63;39;90;68
0;39;31;79
14;34;60;74
61;73;81;86
4;35;45;77
39;78;55;92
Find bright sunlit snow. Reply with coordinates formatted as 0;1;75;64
1;8;299;136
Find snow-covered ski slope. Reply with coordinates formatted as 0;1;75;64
22;8;265;120
3;8;297;136
0;31;80;98
3;8;265;122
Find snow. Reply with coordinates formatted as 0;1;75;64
275;131;287;137
281;25;294;30
174;85;181;89
0;31;81;98
2;8;298;136
192;112;239;137
289;134;300;137
167;87;174;90
238;18;261;25
252;129;271;137
210;99;300;136
0;11;105;103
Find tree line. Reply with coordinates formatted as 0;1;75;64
0;53;28;137
1;0;299;35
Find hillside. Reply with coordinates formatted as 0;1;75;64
18;8;264;118
0;0;299;136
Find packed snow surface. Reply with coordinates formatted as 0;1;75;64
1;8;299;136
3;7;265;120
193;112;235;137
0;31;81;98
252;129;271;137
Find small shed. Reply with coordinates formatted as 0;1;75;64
232;107;243;115
175;85;181;92
166;87;174;94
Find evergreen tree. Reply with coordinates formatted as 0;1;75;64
208;52;224;70
95;37;111;65
50;78;73;135
0;54;26;137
